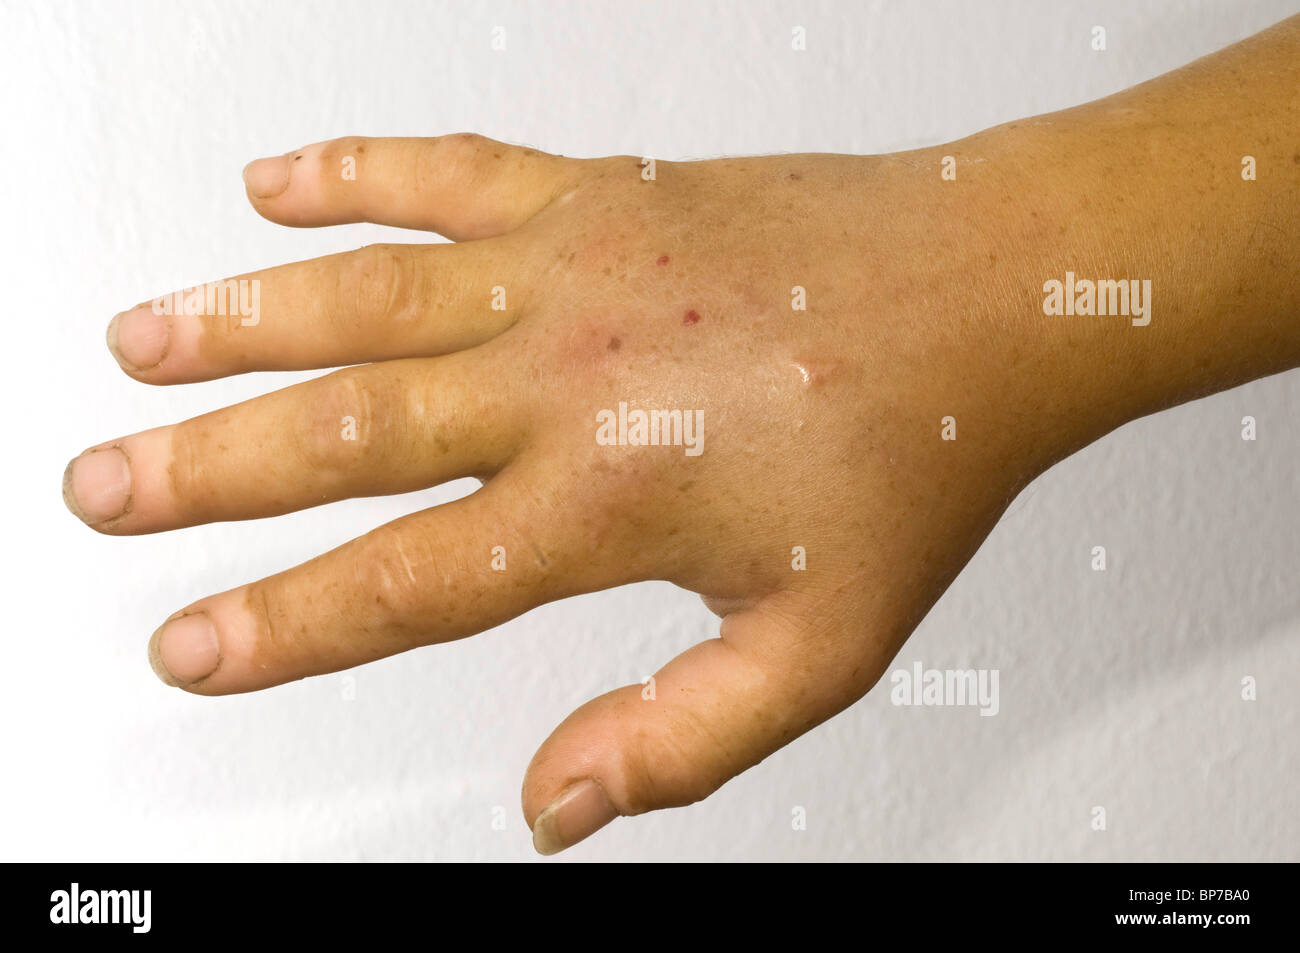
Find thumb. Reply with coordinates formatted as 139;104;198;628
522;602;871;855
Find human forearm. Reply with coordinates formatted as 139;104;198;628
61;14;1300;857
997;12;1300;460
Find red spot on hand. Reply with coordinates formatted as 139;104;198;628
683;309;700;325
657;255;669;266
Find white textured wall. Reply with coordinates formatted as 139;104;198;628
2;0;1296;860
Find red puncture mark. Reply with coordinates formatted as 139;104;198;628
683;309;700;325
657;255;670;266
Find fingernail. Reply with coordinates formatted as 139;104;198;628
242;154;292;199
63;447;131;524
149;614;220;687
531;780;619;856
107;306;169;370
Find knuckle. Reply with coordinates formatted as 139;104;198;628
241;580;302;671
353;527;437;629
317;135;368;184
290;368;399;475
167;422;219;522
436;132;491;165
418;133;489;189
619;709;736;815
335;242;418;328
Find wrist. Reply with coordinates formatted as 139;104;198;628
960;99;1299;473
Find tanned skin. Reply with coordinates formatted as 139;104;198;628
64;14;1300;853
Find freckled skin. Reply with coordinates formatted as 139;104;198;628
67;16;1300;853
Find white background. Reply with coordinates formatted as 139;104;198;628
2;0;1296;860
